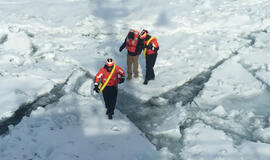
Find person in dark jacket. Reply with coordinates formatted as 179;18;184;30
139;29;159;85
94;58;125;119
119;29;143;80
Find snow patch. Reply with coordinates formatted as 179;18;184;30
210;105;227;117
3;32;33;55
181;122;240;159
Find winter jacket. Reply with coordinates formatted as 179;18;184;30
120;30;143;56
143;35;159;55
95;65;125;87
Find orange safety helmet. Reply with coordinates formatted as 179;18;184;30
140;29;148;39
105;58;114;67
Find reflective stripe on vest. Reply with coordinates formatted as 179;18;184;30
143;37;157;58
98;64;116;93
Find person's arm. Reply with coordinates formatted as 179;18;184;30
118;66;125;77
94;67;104;92
135;38;144;54
117;66;125;84
154;46;159;52
148;39;159;52
95;68;105;84
119;38;127;52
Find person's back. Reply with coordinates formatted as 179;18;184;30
120;29;142;56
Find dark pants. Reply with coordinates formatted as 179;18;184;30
102;86;118;115
146;53;157;80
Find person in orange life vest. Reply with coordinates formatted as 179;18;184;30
139;29;159;85
94;58;125;120
119;29;143;80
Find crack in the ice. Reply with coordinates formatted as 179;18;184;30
175;29;270;147
30;44;38;56
24;30;35;38
115;52;240;159
90;28;270;158
0;68;90;135
177;103;270;147
0;83;64;135
236;60;270;129
1;27;268;159
176;36;270;147
199;113;270;144
115;48;245;159
239;61;270;93
0;34;8;44
147;53;235;107
244;34;256;46
116;29;270;158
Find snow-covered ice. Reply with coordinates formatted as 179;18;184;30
1;0;270;159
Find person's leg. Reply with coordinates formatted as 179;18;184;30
102;87;111;114
144;54;157;84
106;86;118;119
103;86;115;119
127;54;132;80
144;56;151;84
110;87;118;115
145;55;152;79
149;54;157;80
133;55;139;78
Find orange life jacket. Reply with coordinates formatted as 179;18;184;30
95;65;125;87
126;30;140;53
144;37;159;55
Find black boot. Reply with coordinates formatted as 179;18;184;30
143;79;148;85
108;114;113;120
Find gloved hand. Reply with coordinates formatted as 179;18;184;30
119;46;124;52
119;77;125;84
93;84;100;93
146;44;154;50
154;46;159;52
